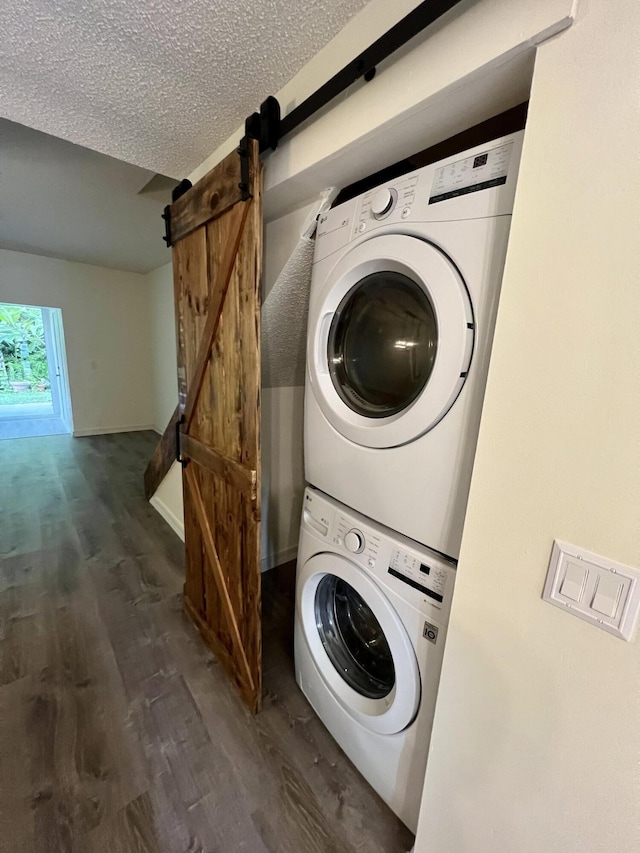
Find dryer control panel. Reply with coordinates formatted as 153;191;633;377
314;130;524;263
302;487;457;619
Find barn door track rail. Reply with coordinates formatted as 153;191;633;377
161;0;466;247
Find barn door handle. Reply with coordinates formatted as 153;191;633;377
175;414;189;467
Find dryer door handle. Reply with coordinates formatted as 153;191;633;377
316;313;333;374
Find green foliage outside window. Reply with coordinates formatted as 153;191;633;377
0;304;50;390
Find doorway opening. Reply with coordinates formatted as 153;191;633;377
0;302;73;439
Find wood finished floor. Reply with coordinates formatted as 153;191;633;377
0;432;414;853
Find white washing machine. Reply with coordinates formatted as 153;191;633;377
295;486;456;832
305;131;524;559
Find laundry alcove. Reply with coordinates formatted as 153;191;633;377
144;0;573;712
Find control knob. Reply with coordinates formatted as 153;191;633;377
344;529;365;554
371;188;395;219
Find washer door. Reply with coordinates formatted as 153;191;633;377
298;552;420;735
308;234;474;448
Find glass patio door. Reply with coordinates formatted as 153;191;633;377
0;303;72;439
41;309;63;421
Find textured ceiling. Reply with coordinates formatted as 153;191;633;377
1;0;370;178
0;118;174;272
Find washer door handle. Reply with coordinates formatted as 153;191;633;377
316;313;333;374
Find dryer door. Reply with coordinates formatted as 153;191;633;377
308;234;474;448
298;552;420;735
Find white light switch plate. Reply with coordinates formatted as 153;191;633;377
543;540;640;641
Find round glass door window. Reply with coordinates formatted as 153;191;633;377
315;574;395;699
328;271;438;418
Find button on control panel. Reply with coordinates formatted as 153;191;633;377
334;515;349;547
398;175;418;210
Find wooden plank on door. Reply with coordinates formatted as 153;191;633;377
169;155;245;245
172;226;209;413
180;434;257;500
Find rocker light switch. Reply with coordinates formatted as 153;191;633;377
560;561;587;602
591;575;622;618
543;540;640;641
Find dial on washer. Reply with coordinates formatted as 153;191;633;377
371;188;395;219
344;529;365;553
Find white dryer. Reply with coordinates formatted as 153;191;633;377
305;131;524;559
295;486;456;832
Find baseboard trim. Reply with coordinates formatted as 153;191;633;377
150;494;185;541
261;544;298;573
73;424;157;437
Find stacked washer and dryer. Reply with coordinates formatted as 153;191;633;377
294;131;524;832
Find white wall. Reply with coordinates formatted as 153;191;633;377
146;261;185;541
261;386;305;569
0;248;155;435
150;461;184;540
260;203;315;568
416;2;640;851
148;261;178;432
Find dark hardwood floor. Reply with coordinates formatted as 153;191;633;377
0;432;414;853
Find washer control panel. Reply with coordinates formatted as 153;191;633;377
302;488;456;618
428;141;513;205
388;548;448;605
334;514;379;564
356;175;417;234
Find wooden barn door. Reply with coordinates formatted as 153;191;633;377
145;140;263;712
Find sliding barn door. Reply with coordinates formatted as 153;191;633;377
146;140;263;712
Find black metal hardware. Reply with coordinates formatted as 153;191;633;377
161;206;172;247
161;179;193;247
237;95;280;198
175;414;188;467
277;0;467;141
237;141;251;201
237;0;464;158
245;96;281;154
172;178;192;202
